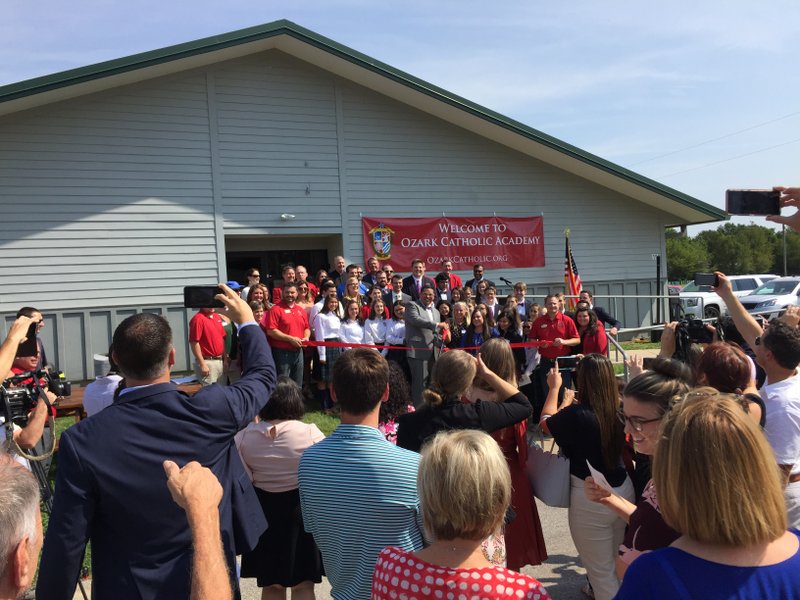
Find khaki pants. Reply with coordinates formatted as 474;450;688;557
568;474;634;600
195;358;225;386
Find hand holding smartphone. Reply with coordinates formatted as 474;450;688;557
726;189;780;216
183;286;225;309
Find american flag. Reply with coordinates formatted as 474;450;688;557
564;233;582;311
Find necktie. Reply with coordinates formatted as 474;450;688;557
416;280;421;294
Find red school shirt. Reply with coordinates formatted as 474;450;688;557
530;313;578;360
188;311;226;357
266;302;310;350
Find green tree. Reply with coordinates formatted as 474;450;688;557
697;223;778;274
666;235;709;280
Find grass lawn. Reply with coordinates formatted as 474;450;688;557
619;340;661;350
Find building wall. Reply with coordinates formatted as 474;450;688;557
1;50;675;379
0;72;217;313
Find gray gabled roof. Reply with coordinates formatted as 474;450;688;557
0;19;727;224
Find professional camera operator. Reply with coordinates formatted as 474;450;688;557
1;317;52;465
0;454;42;600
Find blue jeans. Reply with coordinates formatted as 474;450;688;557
272;348;304;387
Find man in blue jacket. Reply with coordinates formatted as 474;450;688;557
37;284;276;600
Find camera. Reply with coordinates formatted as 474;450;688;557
555;355;580;370
1;370;71;427
678;319;714;344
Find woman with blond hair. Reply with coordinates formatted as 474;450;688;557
469;338;547;570
396;349;531;453
372;430;551;600
616;392;800;598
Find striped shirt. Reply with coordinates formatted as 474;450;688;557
299;424;424;599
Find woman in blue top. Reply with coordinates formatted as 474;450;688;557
616;391;800;600
460;306;498;355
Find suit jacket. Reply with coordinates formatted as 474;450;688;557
464;277;496;292
401;275;436;301
37;325;276;600
592;305;622;329
383;290;412;308
404;301;441;360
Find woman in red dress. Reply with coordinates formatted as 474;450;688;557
468;337;548;569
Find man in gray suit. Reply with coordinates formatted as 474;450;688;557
405;285;447;406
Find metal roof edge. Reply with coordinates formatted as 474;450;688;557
0;19;727;222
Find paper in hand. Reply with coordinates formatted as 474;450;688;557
586;460;617;496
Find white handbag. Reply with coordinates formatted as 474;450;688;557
525;429;571;508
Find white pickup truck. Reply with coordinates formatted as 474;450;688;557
679;274;777;319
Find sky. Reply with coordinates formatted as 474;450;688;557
1;0;798;234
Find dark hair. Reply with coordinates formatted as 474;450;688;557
496;309;520;333
282;282;298;291
246;267;260;277
112;313;172;380
391;300;407;321
391;274;403;283
368;298;386;320
696;342;750;393
575;307;599;336
333;349;389;416
259;376;305;421
342;299;362;324
435;272;449;283
321;296;339;314
106;345;119;374
380;362;412;422
16;306;41;318
576;354;623;470
580;290;593;299
346;263;360;273
623;358;692;413
762;320;800;370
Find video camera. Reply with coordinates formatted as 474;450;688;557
1;369;71;428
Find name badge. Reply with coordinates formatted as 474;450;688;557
284;309;291;314
540;324;548;329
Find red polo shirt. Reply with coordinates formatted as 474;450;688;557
530;312;579;360
266;301;310;350
189;311;226;358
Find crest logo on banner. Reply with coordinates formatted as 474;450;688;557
369;223;395;260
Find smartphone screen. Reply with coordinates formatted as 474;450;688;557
725;189;780;216
15;322;38;357
183;286;225;309
694;272;719;287
642;357;656;370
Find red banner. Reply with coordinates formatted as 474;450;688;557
361;216;545;270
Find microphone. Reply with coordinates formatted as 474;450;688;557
499;277;513;286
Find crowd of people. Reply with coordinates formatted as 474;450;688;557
1;186;799;599
186;258;623;417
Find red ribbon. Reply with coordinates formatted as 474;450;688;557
303;339;546;352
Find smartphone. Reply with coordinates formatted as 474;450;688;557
694;272;719;287
555;355;580;370
15;322;38;357
183;286;225;309
642;357;656;370
725;189;780;216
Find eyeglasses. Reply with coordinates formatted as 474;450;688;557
616;408;662;432
250;274;260;279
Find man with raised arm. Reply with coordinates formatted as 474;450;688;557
714;271;800;528
37;284;276;600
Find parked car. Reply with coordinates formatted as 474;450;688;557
738;277;800;319
680;274;777;319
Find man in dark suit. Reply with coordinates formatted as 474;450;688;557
579;290;622;336
433;272;453;304
384;274;412;308
37;285;276;600
513;281;534;320
464;264;495;294
405;286;446;406
401;258;436;302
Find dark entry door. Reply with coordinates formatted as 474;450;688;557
226;249;330;286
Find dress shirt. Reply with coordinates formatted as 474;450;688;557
385;320;406;346
313;312;342;362
363;318;388;349
339;320;365;347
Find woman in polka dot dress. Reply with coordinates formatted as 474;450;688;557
372;430;550;600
